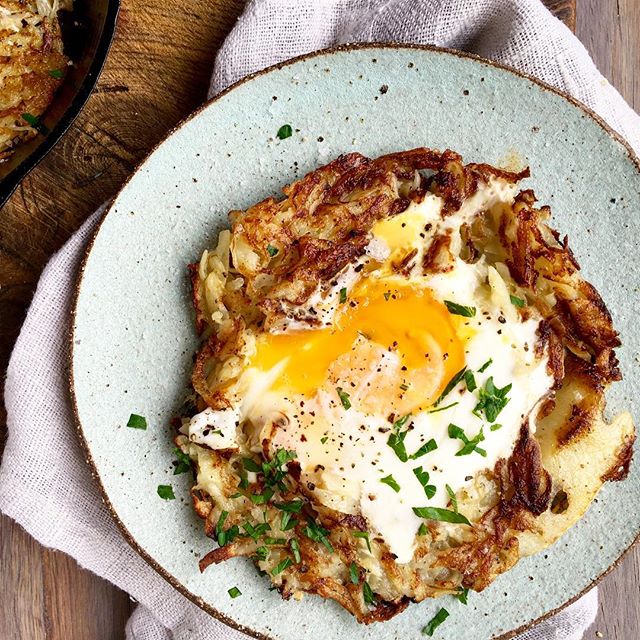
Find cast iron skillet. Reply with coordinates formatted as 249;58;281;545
0;0;120;209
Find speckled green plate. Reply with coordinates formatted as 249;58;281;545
70;44;640;640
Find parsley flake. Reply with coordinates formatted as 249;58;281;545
473;377;512;423
228;586;242;598
464;370;477;392
48;68;64;79
339;287;347;303
444;300;476;317
172;447;191;474
380;474;401;493
478;358;493;373
445;484;458;512
274;500;304;513
21;113;49;135
428;402;458;414
266;244;279;257
423;607;449;636
304;519;334;552
413;466;436;499
510;294;526;308
250;488;274;505
410;438;438;459
336;387;351;410
126;413;147;430
433;367;467;406
352;531;372;552
289;538;301;563
157;484;175;500
363;581;375;606
276;124;293;139
448;423;487;457
349;562;359;584
271;557;292;575
412;506;470;525
455;587;469;605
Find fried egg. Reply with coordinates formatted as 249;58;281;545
188;182;554;563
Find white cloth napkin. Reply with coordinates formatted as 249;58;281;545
2;1;639;639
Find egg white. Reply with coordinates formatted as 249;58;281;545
189;179;554;563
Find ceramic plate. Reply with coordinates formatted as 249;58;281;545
71;44;640;640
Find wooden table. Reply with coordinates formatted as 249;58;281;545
1;1;638;638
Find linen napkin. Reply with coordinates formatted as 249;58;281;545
2;1;639;640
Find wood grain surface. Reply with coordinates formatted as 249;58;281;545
1;0;638;638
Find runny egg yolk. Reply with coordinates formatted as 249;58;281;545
250;278;465;413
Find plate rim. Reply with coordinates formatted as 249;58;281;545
68;42;640;640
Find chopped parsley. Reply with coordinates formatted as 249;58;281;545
244;449;297;492
510;294;526;308
21;113;49;135
289;538;301;563
380;474;401;493
410;439;438;459
217;511;240;546
387;427;409;462
417;523;428;536
172;447;191;474
428;401;458;414
126;413;147;430
490;423;503;432
303;519;334;552
363;581;375;605
445;484;458;512
266;244;279;257
464;370;477;392
320;435;329;444
478;358;493;373
271;557;292;576
250;488;274;505
274;499;304;513
413;467;436;499
157;484;175;500
444;300;476;317
423;607;450;636
383;291;391;301
454;587;469;605
473;377;512;423
336;387;351;410
349;562;359;584
448;423;487;457
242;521;270;541
48;68;64;79
242;457;262;472
352;531;371;552
339;287;347;303
255;545;269;560
276;124;293;139
433;367;467;406
280;511;297;531
412;506;470;525
228;586;242;598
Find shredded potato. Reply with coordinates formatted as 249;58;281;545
178;148;634;623
0;0;71;161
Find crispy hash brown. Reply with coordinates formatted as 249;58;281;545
0;0;71;161
176;147;634;623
